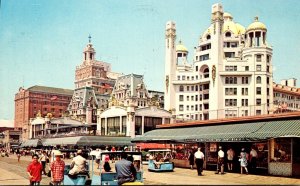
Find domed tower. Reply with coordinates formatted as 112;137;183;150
243;16;273;115
176;40;189;65
83;36;96;65
164;21;177;111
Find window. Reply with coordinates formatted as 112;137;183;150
177;76;180;80
186;105;189;111
195;95;198;101
187;86;190;91
179;86;184;92
179;95;184;101
256;65;261;71
203;94;209;100
200;54;209;61
267;65;270;72
225;52;235;58
242;77;249;84
270;138;291;163
242;88;248;95
225;77;237;84
187;96;189;101
225;66;237;71
256;110;261;115
256;99;261;105
245;66;249;71
196;66;198;71
267;77;270;84
225;32;231;37
256;87;261;95
267;55;271;63
200;94;202;101
225;99;237;106
179;105;184;111
191;86;194;91
187;76;190;80
182;76;186;80
191;96;194;101
195;85;198;91
256;76;261;84
242;99;248;106
256;55;262;62
206;35;211;40
225;88;237;95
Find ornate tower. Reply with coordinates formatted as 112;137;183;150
164;21;177;112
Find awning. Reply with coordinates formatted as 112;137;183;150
42;136;133;146
21;139;42;147
132;119;300;143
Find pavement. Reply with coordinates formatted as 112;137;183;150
1;154;300;185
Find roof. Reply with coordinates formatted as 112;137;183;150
42;136;133;146
28;85;73;95
132;118;300;143
247;16;267;31
176;40;188;52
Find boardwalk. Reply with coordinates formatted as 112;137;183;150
0;154;299;185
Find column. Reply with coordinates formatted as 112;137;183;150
105;118;107;135
142;116;144;134
119;116;122;135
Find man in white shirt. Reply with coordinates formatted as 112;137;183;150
216;146;225;174
194;147;205;176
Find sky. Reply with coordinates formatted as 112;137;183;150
0;0;300;120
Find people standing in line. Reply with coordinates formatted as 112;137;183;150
188;150;195;170
239;148;249;174
194;147;205;176
39;151;47;175
250;147;258;172
227;147;235;172
16;149;21;162
115;152;136;185
216;146;225;174
27;154;43;186
68;149;88;178
50;150;65;185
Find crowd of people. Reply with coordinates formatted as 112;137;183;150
187;146;259;176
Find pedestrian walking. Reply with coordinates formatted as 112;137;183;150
227;147;235;171
215;146;225;174
50;150;65;185
16;149;21;162
194;147;205;176
239;148;249;174
39;151;47;175
27;154;43;186
188;150;195;170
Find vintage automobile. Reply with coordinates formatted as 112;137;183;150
147;149;174;172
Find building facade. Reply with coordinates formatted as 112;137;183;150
98;74;171;138
14;86;73;140
68;39;122;123
164;3;273;121
273;79;300;113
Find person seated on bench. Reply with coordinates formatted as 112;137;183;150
115;152;136;185
103;155;111;172
68;150;88;179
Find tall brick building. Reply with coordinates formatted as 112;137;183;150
14;85;73;140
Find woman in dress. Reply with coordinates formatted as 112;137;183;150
239;148;249;174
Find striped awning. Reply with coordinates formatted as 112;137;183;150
42;136;133;146
132;119;300;143
21;139;42;147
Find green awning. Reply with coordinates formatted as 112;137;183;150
21;139;42;147
42;136;133;146
132;119;300;143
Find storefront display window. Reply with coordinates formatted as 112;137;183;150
253;142;268;168
206;142;218;165
270;138;291;163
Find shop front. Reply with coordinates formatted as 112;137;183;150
132;117;300;177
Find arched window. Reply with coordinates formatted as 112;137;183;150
179;85;184;92
225;32;231;37
256;76;261;84
203;68;209;78
206;34;211;40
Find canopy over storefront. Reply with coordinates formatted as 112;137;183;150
132;119;300;143
21;139;43;147
42;136;133;146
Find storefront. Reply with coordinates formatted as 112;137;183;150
132;116;300;177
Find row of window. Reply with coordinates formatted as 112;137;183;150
179;84;209;92
225;98;264;107
195;54;210;61
179;94;209;102
274;93;300;100
225;109;262;117
225;77;250;84
178;104;209;111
